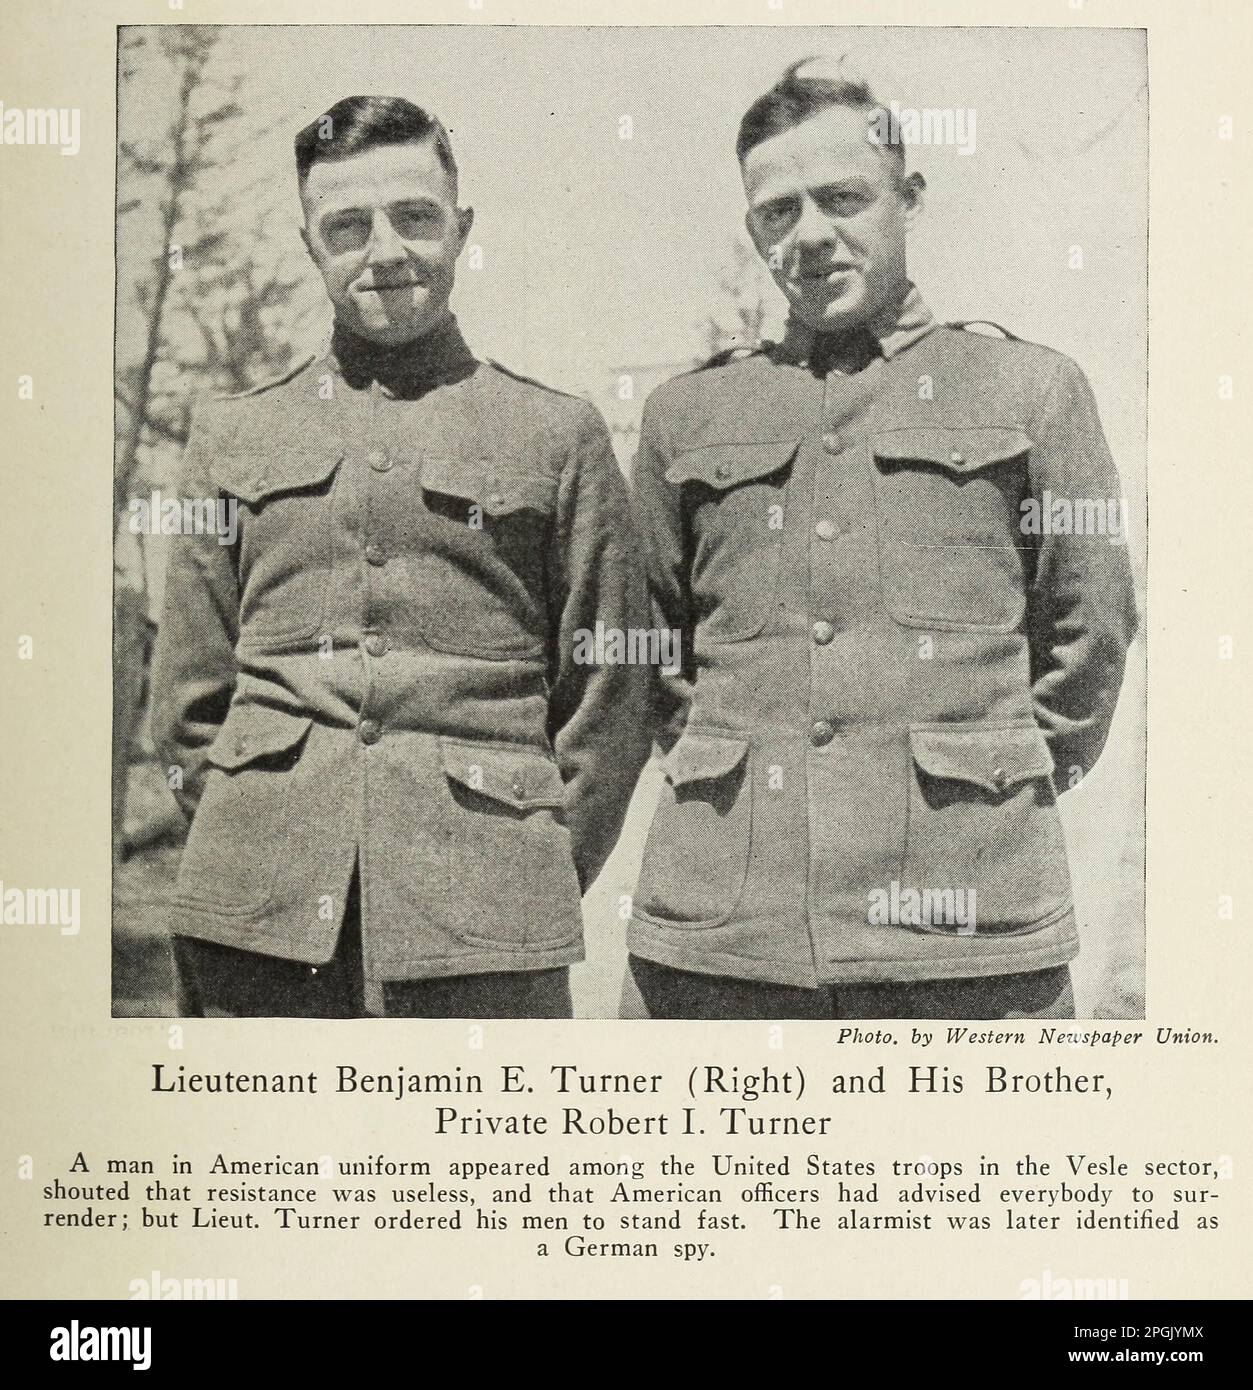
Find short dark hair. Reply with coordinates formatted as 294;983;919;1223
736;59;906;187
294;95;458;194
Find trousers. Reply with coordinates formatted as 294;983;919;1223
627;955;1075;1020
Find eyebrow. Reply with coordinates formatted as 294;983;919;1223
752;179;877;216
318;195;444;223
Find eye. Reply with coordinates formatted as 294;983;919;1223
389;204;443;238
755;199;798;232
321;211;371;253
817;188;873;217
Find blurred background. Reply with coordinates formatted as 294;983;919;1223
113;24;1147;1017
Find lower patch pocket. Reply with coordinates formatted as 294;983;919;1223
898;721;1071;934
173;705;313;913
439;739;583;950
634;730;752;926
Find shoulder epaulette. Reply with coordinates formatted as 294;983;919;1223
945;320;1022;342
690;342;770;374
215;352;317;400
486;358;585;402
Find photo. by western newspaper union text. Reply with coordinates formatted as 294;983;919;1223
111;24;1147;1024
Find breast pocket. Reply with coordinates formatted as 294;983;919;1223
870;426;1032;631
173;704;314;914
412;457;558;659
634;730;752;926
666;440;800;643
438;739;583;950
899;720;1071;935
229;440;344;649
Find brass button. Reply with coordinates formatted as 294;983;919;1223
810;720;835;747
713;462;731;482
234;737;248;755
359;718;382;745
950;450;965;465
812;620;835;645
367;448;392;472
511;774;526;800
487;492;504;509
814;518;837;542
821;432;841;453
364;542;387;567
364;633;389;658
991;765;1007;790
251;475;268;492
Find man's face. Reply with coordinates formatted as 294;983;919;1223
300;139;473;347
742;104;920;335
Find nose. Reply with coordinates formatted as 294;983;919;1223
366;209;406;263
793;194;838;251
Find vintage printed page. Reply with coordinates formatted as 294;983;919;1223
0;0;1249;1362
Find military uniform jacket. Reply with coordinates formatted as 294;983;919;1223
627;287;1139;988
151;314;652;983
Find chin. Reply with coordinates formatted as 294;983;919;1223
790;288;869;335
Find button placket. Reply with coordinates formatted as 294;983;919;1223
358;381;387;737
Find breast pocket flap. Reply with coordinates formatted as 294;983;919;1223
665;440;800;490
661;731;750;787
873;427;1032;477
207;705;314;771
422;457;558;517
222;438;344;503
909;723;1054;795
440;739;566;811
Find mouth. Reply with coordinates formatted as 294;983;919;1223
360;277;423;293
795;265;858;287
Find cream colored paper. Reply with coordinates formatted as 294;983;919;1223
0;0;1248;1300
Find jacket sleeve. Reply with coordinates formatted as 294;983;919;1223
149;404;240;822
545;402;653;892
626;394;696;756
1026;355;1139;787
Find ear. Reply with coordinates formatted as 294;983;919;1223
456;206;475;252
900;171;926;228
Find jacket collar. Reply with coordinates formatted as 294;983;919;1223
776;281;936;375
326;311;478;397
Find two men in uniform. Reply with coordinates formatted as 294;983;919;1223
151;67;1138;1021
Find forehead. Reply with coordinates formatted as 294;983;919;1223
301;139;454;214
741;105;895;202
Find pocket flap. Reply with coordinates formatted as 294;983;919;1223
873;427;1032;476
207;704;314;771
422;457;558;516
665;440;800;490
440;739;566;810
661;731;750;787
220;435;344;503
909;722;1054;794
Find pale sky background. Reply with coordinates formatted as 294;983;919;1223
119;23;1148;555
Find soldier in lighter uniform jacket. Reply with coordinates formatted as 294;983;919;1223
151;96;651;1017
626;62;1139;1019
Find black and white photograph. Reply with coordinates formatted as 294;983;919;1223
111;24;1147;1022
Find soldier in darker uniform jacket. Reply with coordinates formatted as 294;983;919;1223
151;96;651;1017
